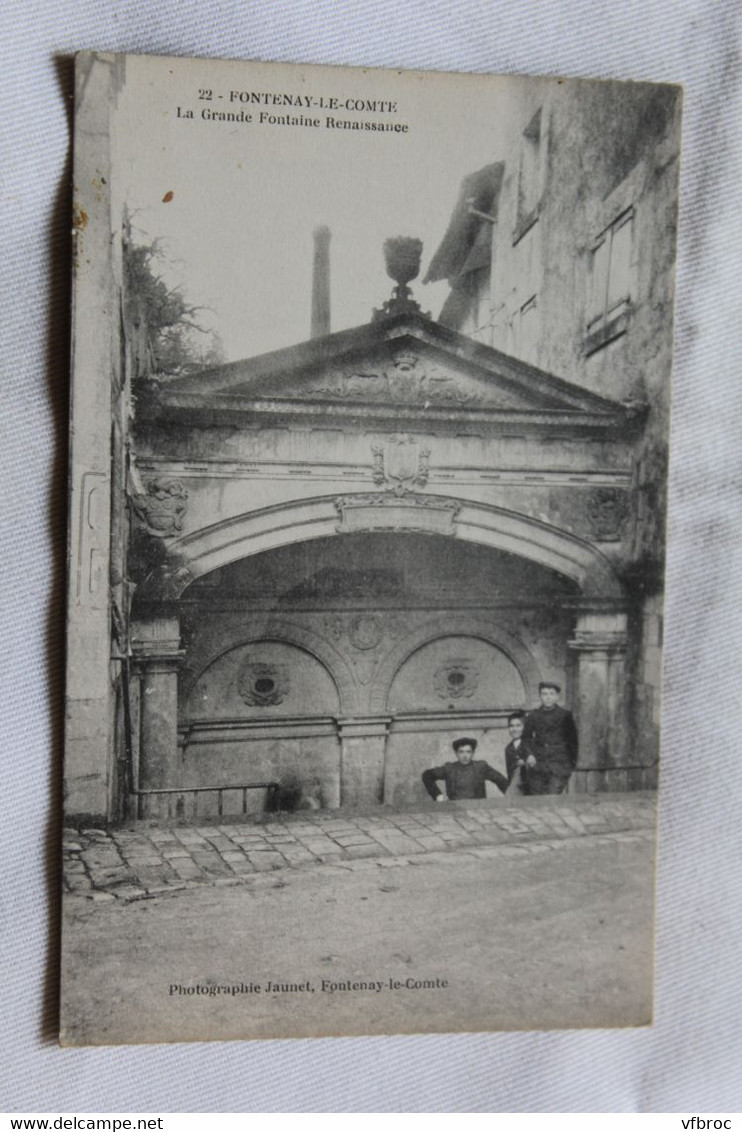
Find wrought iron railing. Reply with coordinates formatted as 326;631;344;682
132;781;280;820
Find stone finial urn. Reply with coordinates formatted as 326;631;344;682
383;237;423;286
373;236;429;321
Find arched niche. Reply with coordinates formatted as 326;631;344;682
386;635;527;714
181;639;343;811
187;639;341;720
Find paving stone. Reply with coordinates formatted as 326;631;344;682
463;811;491;824
559;813;587;835
201;837;235;851
464;830;498;845
138;883;178;897
281;849;317;864
412;835;448;851
247;852;284;871
81;847;124;866
449;816;485;832
377;857;411;867
169;858;203;880
344;843;385;859
416;851;462;866
93;867;139;885
90;891;116;903
332;834;376;847
122;853;166;867
133;868;175;888
221;850;249;862
367;829;424;850
224;858;255;875
63;841;83;853
295;839;340;853
67;874;93;891
112;885;148;902
160;847;193;859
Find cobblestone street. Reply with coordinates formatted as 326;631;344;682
61;792;657;1043
63;792;655;903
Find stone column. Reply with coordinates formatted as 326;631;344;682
568;608;629;793
337;717;392;807
132;612;184;803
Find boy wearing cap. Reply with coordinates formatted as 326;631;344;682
422;737;508;802
522;682;579;795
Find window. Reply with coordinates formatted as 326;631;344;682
514;109;543;243
507;293;539;363
518;295;539;363
585;208;634;354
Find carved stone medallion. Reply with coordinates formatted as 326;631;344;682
434;660;480;701
238;661;290;707
347;614;384;651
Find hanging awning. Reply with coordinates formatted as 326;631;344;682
423;162;504;284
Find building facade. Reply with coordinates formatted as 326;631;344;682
65;63;680;824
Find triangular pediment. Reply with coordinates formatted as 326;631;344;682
151;311;639;432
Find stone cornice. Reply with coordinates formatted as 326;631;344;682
140;395;640;439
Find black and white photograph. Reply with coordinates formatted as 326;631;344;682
59;52;683;1045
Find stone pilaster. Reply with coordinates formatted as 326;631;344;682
568;609;629;791
337;717;392;806
132;612;183;795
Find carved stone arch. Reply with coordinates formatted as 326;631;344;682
136;493;623;602
369;614;542;714
183;618;360;715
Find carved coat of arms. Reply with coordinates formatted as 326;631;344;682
372;434;431;497
131;477;189;538
586;487;630;541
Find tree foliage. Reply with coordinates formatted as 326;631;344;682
122;231;224;378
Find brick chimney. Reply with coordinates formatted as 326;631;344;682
310;226;331;338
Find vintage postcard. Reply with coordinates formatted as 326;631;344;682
62;52;680;1044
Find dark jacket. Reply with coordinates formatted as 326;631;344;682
422;759;508;800
504;738;534;784
522;705;578;773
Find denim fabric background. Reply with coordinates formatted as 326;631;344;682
1;0;740;1113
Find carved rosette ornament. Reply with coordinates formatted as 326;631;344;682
371;434;431;496
238;662;290;707
132;477;189;537
586;488;630;542
434;660;480;701
347;614;384;651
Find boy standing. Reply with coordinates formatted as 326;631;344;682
522;682;578;795
504;711;536;794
